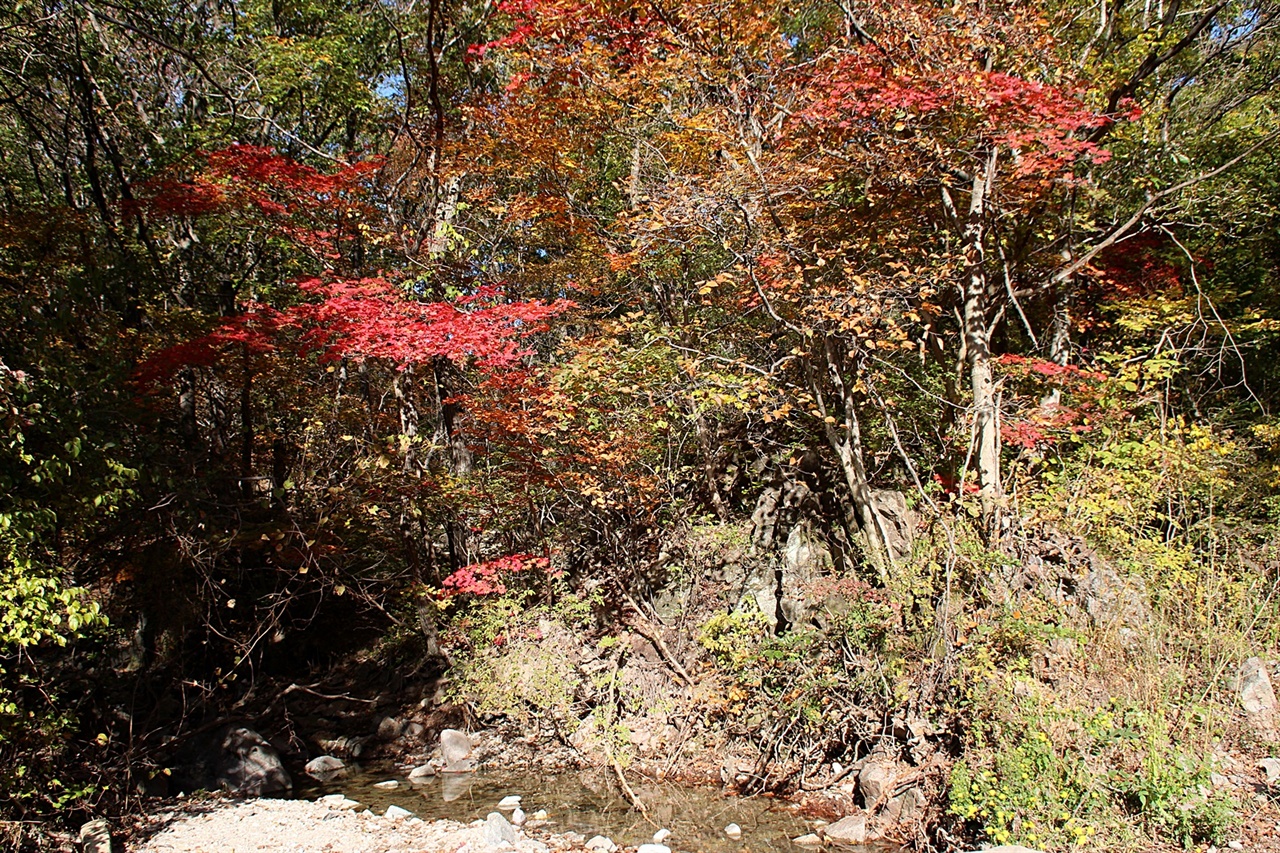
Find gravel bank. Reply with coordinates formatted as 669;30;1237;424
136;796;580;853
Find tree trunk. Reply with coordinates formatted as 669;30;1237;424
178;367;199;451
961;149;1001;531
434;358;473;569
395;364;421;474
239;344;254;500
628;136;643;209
806;335;894;578
426;173;463;260
1047;279;1072;367
693;401;731;522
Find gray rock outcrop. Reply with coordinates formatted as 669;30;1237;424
440;728;473;764
870;489;915;561
1238;657;1280;741
304;755;346;780
780;520;834;628
79;818;112;853
823;814;879;844
214;726;292;796
1008;526;1150;646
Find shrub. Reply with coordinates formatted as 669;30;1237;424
442;585;596;730
949;724;1106;850
1114;735;1238;848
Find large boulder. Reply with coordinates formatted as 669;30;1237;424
440;728;473;765
78;818;112;853
484;812;517;845
375;716;408;741
780;519;834;628
857;759;899;807
311;734;367;759
823;814;880;845
870;489;916;561
214;726;292;796
304;755;346;781
884;786;924;823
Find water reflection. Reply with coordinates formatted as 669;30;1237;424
297;765;902;853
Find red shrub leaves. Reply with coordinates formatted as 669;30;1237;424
797;53;1114;178
286;277;574;369
129;146;575;385
996;355;1116;450
998;354;1107;383
439;553;551;598
131;145;380;219
134;304;283;386
137;279;574;384
126;145;381;258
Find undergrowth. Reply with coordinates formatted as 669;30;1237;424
440;583;598;732
942;407;1275;851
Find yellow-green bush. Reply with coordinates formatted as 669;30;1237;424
442;587;595;730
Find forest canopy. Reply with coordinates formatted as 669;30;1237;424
1;0;1279;850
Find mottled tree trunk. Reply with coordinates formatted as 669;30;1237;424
807;335;894;578
178;367;199;451
693;402;731;523
960;150;1002;531
1047;281;1072;367
239;344;254;499
434;358;473;569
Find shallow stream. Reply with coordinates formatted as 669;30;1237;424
297;766;903;853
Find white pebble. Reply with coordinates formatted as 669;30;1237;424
724;823;742;839
373;780;399;790
652;828;671;844
498;795;522;808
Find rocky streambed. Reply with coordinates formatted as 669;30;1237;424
133;780;903;853
297;765;893;853
118;718;914;853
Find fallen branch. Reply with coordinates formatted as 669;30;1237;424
618;589;694;686
611;754;649;815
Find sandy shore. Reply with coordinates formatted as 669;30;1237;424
135;796;584;853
